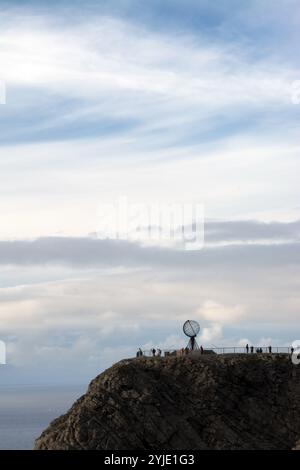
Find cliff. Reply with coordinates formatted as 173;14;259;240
35;354;300;450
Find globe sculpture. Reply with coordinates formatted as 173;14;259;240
183;320;200;350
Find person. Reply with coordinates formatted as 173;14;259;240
157;348;162;357
291;346;294;355
151;348;156;357
139;348;143;357
200;345;204;354
246;344;249;354
250;346;254;353
268;345;272;354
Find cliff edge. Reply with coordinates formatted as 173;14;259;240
35;354;300;450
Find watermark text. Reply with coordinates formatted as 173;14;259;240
96;197;204;250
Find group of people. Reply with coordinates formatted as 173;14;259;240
245;344;272;354
136;348;162;357
137;346;206;358
151;348;162;357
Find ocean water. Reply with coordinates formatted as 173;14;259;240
0;385;86;450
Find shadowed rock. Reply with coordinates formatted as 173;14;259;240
35;354;300;450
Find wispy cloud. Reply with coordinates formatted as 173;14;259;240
0;10;299;145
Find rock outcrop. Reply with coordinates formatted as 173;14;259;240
35;354;300;450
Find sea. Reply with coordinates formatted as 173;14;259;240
0;385;86;450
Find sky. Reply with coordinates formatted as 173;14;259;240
0;0;300;384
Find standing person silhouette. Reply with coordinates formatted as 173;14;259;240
246;344;249;354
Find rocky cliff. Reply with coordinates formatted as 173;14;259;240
35;354;300;450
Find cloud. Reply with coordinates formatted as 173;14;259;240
0;244;298;383
0;8;299;243
206;219;300;242
198;300;245;324
0;225;299;269
199;323;223;344
238;338;251;347
1;13;295;106
0;7;298;149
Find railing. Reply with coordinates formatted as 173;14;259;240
209;346;291;355
138;346;292;357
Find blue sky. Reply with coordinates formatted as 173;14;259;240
0;0;300;384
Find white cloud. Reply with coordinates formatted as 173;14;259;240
142;334;186;352
0;256;298;382
198;300;245;324
0;9;299;241
0;13;298;118
237;338;251;347
199;323;223;344
0;135;299;239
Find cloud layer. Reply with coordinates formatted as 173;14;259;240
0;220;299;383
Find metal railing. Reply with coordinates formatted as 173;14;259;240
138;346;292;358
209;346;291;355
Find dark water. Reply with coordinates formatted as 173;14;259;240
0;385;86;450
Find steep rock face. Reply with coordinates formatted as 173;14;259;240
35;354;300;450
